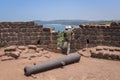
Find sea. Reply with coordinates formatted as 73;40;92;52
43;24;78;32
43;24;67;32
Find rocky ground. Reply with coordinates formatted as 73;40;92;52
0;45;120;80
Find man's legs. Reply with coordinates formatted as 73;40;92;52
62;41;67;54
67;42;70;55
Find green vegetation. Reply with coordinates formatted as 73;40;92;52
57;31;64;48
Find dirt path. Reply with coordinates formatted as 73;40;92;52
0;50;120;80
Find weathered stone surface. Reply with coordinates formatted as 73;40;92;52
96;46;103;51
110;22;120;26
28;45;37;50
36;48;44;53
109;48;115;52
115;48;120;52
4;51;20;59
4;46;17;52
10;51;20;59
18;46;26;50
90;46;120;60
22;49;29;54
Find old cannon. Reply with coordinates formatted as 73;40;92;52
24;52;81;76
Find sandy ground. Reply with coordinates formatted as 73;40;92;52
0;47;120;80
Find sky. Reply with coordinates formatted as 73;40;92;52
0;0;120;21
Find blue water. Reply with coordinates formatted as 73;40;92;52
43;24;67;32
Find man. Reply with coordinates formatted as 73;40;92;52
62;25;74;55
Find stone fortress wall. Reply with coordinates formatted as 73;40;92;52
0;22;120;53
0;22;58;50
71;22;120;52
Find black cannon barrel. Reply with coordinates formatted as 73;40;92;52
24;52;81;76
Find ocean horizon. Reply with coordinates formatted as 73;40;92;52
43;24;67;32
43;24;79;32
